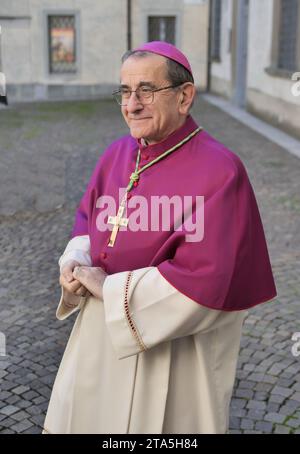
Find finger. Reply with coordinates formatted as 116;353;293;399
60;273;73;287
62;270;74;283
62;264;77;283
72;265;89;277
68;280;83;293
72;266;88;284
60;274;83;293
72;267;95;295
74;285;87;296
72;267;103;299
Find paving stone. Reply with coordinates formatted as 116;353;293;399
10;410;31;422
276;378;296;388
0;401;6;410
229;417;241;430
231;398;247;409
281;400;300;412
285;418;300;429
29;413;45;427
231;408;247;418
290;392;300;403
241;419;254;430
246;410;266;421
266;402;280;413
274;425;291;434
0;405;19;416
246;400;267;410
236;389;254;399
264;413;286;424
268;394;286;404
10;419;34;433
0;381;16;391
243;430;261;434
33;396;47;405
0;413;7;423
26;405;43;416
254;383;273;392
254;421;273;433
238;380;256;390
0;417;17;428
22;425;43;434
0;370;8;379
254;392;268;401
11;385;30;396
22;390;39;400
271;386;293;398
16;400;32;409
292;382;300;392
6;395;20;406
248;373;266;382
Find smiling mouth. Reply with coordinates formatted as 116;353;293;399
130;118;151;121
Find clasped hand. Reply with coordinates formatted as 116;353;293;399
59;260;107;300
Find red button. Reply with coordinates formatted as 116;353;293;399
100;252;107;259
127;193;132;199
144;154;150;160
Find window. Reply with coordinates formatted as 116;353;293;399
278;0;299;71
148;16;176;44
210;0;222;61
48;15;76;74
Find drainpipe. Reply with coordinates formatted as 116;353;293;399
127;0;132;50
206;0;212;93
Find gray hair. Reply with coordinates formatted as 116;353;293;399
121;50;194;86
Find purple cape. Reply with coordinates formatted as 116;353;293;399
71;115;277;311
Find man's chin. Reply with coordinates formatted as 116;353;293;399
129;127;148;140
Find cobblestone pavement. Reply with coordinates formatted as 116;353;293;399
0;97;299;434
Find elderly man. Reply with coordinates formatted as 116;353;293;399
43;41;276;434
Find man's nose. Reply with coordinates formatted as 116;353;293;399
126;91;143;112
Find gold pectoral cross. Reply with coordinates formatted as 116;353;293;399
107;204;129;247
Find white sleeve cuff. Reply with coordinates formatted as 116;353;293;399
58;235;92;272
56;286;87;321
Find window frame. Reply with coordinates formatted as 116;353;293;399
267;0;300;79
142;8;181;47
43;9;81;79
147;15;177;45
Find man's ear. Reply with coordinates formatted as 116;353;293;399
179;83;195;114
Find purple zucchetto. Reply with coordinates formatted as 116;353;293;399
132;41;193;76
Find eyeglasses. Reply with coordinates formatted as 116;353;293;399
112;83;183;106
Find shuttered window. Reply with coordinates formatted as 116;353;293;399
148;16;176;45
278;0;298;71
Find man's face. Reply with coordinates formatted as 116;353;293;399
120;54;184;145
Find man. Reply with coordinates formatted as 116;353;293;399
43;41;276;434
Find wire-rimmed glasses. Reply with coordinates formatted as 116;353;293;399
112;83;183;106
